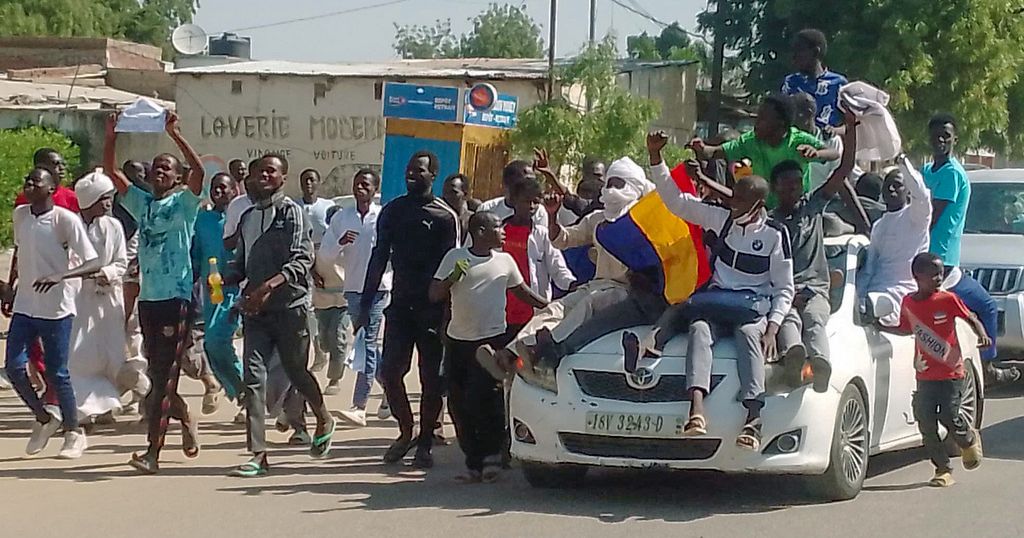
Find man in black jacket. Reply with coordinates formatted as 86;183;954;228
355;150;459;469
227;153;335;478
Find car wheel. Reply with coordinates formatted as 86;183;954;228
945;360;984;456
805;384;869;501
521;462;588;488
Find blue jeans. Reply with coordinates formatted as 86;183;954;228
204;286;243;400
344;291;389;409
949;274;998;361
5;314;78;429
315;306;351;382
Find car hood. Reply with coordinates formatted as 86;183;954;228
962;234;1024;267
573;326;739;359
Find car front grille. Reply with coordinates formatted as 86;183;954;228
966;267;1023;295
559;432;721;460
573;370;725;403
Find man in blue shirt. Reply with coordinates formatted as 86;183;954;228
782;28;849;129
105;112;208;474
923;113;1020;385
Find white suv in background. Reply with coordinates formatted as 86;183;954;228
962;169;1024;360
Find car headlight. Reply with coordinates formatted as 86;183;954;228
517;360;558;394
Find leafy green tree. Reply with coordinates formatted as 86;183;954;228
703;0;1024;155
393;19;460;59
460;3;542;58
394;3;543;59
0;0;197;57
511;39;690;180
0;125;81;246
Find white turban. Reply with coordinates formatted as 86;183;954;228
600;156;655;220
75;168;116;209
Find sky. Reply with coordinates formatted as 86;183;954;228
192;0;707;63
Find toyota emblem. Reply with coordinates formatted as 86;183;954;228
629;367;657;389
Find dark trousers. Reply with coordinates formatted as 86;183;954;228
555;289;666;359
138;299;193;458
380;303;444;450
5;314;77;430
446;331;512;471
913;378;975;472
242;306;324;454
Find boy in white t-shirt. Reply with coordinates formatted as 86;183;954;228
2;167;102;459
429;211;547;484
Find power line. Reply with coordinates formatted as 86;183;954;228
221;0;414;34
608;0;711;45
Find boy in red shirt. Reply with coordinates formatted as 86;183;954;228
895;252;989;487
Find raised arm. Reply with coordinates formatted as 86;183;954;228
817;109;870;234
165;112;205;197
648;132;728;229
104;114;131;195
898;155;933;230
688;137;727;160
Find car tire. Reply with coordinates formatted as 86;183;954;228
805;384;869;501
521;462;588;489
944;360;984;457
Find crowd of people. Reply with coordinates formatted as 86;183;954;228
0;28;1016;488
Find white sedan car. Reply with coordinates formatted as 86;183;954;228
510;236;984;501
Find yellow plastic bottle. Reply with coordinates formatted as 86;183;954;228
207;257;224;305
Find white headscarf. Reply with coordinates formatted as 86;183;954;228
600;156;655;221
75;168;116;210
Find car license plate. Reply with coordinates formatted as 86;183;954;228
585;412;684;437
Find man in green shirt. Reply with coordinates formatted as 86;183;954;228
692;95;841;207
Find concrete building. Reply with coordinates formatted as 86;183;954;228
173;58;699;197
0;76;177;170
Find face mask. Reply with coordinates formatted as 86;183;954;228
600;186;638;221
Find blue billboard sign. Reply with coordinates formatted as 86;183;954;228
464;92;518;129
382;82;460;123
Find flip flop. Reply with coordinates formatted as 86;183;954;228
310;418;336;459
682;415;707;436
129;452;159;475
229;459;268;478
383;436;416;464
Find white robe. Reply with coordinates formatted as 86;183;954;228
69;216;131;418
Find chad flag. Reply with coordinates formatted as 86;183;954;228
594;164;711;304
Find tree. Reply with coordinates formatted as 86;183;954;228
393;19;460;59
702;0;1024;156
626;23;709;66
393;3;543;59
510;39;690;179
0;0;198;57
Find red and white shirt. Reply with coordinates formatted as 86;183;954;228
898;290;972;381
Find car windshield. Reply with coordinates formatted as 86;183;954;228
965;182;1024;235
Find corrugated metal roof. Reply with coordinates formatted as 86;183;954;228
0;76;174;110
173;58;555;79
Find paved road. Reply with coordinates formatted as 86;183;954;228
2;371;1023;538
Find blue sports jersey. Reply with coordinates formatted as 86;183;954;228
782;69;849;128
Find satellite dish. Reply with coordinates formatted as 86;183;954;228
171;23;208;55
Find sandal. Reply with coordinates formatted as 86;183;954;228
736;420;763;451
129;452;159;475
454;470;482;484
289;430;312;446
230;458;269;478
182;419;200;459
383;435;416;464
682;415;707;436
309;418;336;459
481;456;503;483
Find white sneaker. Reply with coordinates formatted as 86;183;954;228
26;409;62;455
57;429;88;459
377;398;392;421
338;407;367;427
0;370;12;390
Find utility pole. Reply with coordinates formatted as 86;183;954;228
589;0;597;44
707;2;726;138
548;0;558;100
